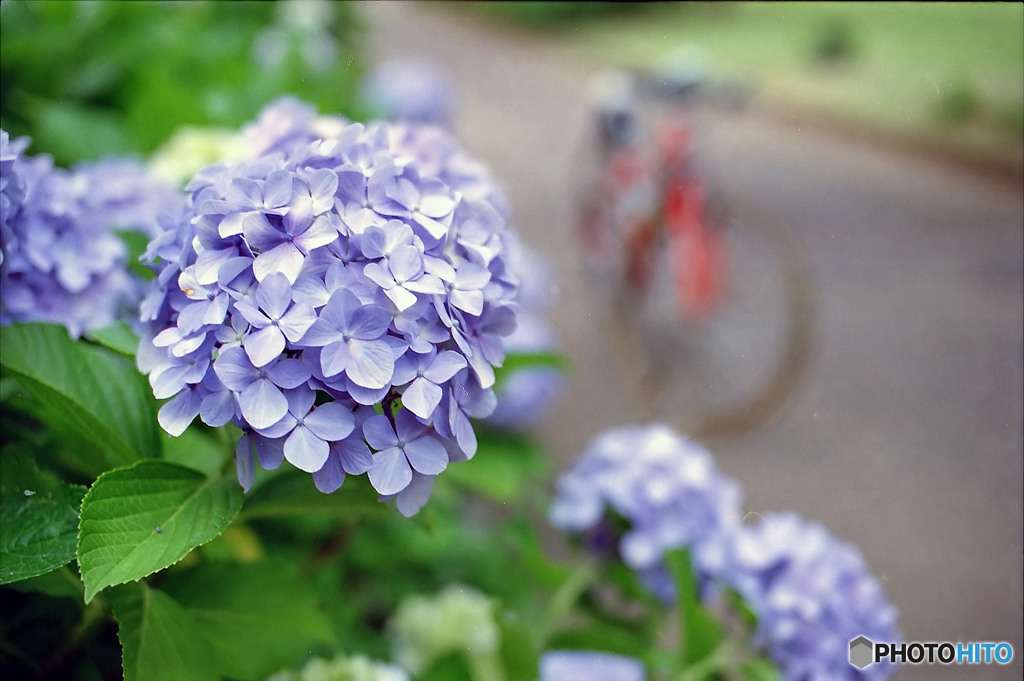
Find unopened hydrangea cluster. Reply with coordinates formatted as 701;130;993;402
1;129;184;337
550;423;900;681
137;98;520;515
389;584;502;681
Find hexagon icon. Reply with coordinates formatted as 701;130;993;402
849;636;874;669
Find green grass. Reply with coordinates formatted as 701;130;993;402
564;2;1023;170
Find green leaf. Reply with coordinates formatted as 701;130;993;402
741;657;783;681
443;430;548;502
3;565;85;600
239;469;384;521
31;98;136;162
664;548;724;667
86;321;141;358
160;426;230;479
161;560;335;680
546;620;651;658
77;461;244;603
498;610;541;681
0;483;87;584
0;323;160;470
419;653;474;681
498;350;569;374
107;581;220;681
493;350;569;390
0;444;70;497
116;230;156;284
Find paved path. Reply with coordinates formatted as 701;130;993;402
361;5;1023;679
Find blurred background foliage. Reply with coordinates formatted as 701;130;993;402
474;1;1023;173
5;1;1017;172
470;2;642;27
0;0;367;165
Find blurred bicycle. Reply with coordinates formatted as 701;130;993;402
576;58;814;438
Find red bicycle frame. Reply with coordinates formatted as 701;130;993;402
578;98;728;322
656;120;728;321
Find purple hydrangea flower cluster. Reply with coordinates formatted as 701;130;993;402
1;129;184;337
703;512;900;681
550;422;900;680
137;98;520;516
549;423;743;598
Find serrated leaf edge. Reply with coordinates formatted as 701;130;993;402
77;461;242;603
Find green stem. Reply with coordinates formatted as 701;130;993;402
675;642;728;681
537;560;599;643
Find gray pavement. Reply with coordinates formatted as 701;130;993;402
360;4;1024;679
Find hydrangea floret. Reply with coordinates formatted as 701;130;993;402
702;511;900;681
137;98;520;515
1;129;184;337
549;422;743;599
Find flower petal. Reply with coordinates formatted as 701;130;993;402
312;449;346;493
389;245;423;282
294;214;340;251
346;339;395;389
235;434;256;492
384;285;418;312
254;272;293;319
335;436;373;475
300;317;341;347
347;305;392;340
418;194;456;219
344;379;391;406
304;402;355;441
320;340;351;378
254;434;285;470
213;346;258;391
200;388;235;427
401;377;442;420
266;358;311;389
394;473;436;517
239;378;288;430
157;389;202;437
235;300;272;328
253;242;305;284
244;325;286;368
277;305;316;343
425;350;468;383
362;414;398;450
450;288;484;316
284;425;330;473
367;447;412;495
403;435;448;475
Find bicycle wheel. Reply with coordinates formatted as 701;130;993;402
601;193;815;439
